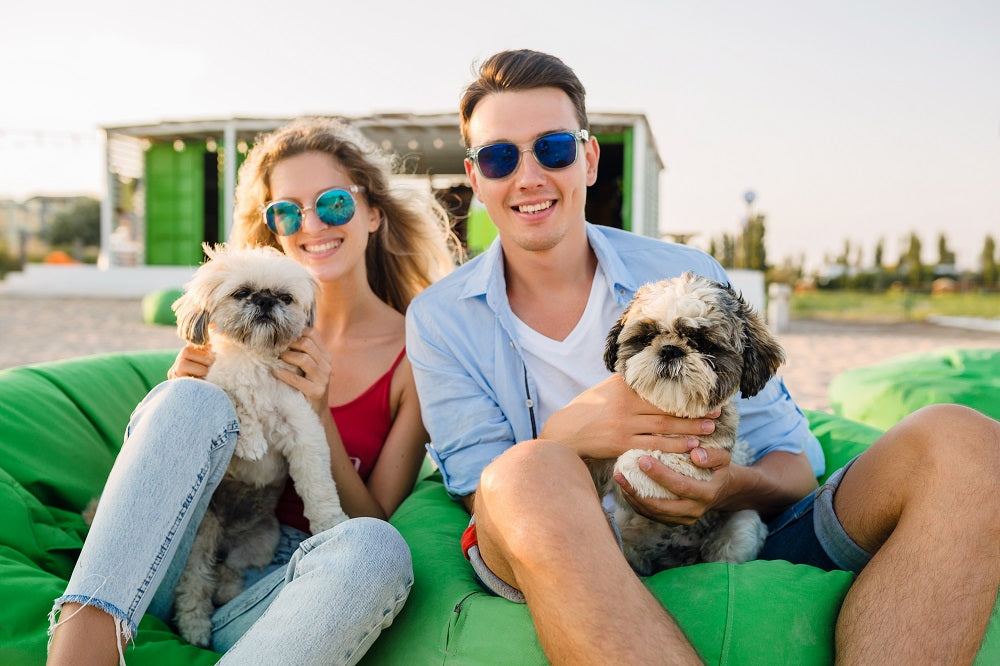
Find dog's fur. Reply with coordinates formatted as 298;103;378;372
595;271;785;575
170;243;347;647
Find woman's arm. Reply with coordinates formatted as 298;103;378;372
167;343;215;379
365;357;429;517
277;331;426;520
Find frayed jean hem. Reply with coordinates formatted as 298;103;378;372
49;594;135;666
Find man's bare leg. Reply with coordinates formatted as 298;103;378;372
475;439;701;665
833;404;1000;664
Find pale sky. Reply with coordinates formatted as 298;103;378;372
2;0;997;270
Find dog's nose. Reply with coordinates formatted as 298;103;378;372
251;292;277;311
659;345;684;362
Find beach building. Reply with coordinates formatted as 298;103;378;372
99;113;663;267
1;113;663;297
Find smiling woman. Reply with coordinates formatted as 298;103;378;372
45;117;463;665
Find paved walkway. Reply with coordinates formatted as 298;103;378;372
2;294;999;412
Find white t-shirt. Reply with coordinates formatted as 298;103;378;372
511;264;619;429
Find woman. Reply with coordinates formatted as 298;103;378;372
47;118;461;665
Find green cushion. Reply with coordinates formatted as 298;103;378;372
0;350;218;665
141;288;184;326
1;351;997;664
829;347;1000;430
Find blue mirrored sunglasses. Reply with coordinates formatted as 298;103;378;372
467;130;589;180
261;185;364;236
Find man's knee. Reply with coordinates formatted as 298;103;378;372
478;439;591;508
896;404;1000;471
476;440;604;562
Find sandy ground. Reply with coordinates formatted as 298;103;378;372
2;294;999;411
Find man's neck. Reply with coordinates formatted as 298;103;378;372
503;229;599;341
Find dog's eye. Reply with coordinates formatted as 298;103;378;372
232;288;251;300
633;321;660;346
278;293;294;305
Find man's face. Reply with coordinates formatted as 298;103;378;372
464;87;599;255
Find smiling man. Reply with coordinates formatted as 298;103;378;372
405;49;1000;665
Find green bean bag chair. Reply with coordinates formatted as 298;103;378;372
1;352;997;665
141;288;184;326
829;347;1000;430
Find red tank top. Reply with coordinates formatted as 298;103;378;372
274;348;406;533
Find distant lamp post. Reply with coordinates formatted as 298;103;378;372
743;190;756;227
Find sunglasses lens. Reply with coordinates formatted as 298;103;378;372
265;201;303;236
533;133;578;170
476;143;520;179
316;189;357;226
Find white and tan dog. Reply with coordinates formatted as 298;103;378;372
596;271;785;575
170;243;347;647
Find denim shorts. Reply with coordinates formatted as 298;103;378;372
759;458;872;573
465;460;872;603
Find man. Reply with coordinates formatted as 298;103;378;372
406;49;1000;664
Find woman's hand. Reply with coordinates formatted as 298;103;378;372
540;374;720;461
273;328;333;415
613;447;739;525
167;343;215;379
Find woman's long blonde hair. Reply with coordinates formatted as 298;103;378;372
230;117;462;313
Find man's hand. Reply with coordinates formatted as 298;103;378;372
540;374;720;461
613;446;740;525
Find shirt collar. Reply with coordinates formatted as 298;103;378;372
459;222;642;304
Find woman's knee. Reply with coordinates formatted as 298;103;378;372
131;379;238;447
143;378;234;420
300;518;412;589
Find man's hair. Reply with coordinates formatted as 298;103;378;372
459;49;588;147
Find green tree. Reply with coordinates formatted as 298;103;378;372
46;198;101;247
873;238;886;291
982;235;998;288
904;232;923;287
721;233;736;269
937;233;956;266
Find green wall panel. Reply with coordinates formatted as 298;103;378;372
144;142;206;266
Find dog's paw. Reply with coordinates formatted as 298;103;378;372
615;449;716;500
176;613;213;649
234;434;268;461
309;506;349;534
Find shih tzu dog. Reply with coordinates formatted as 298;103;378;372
170;243;347;647
596;271;785;576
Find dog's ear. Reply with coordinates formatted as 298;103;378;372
736;295;785;398
603;319;623;372
172;292;211;346
604;309;629;372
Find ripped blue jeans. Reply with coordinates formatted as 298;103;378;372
50;378;412;664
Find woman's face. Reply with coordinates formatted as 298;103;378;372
267;151;380;285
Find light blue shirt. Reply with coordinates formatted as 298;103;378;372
406;223;824;497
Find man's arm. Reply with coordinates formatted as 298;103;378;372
405;298;517;499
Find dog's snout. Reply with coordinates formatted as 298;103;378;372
251;291;278;311
659;345;684;362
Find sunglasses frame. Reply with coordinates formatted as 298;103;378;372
260;184;365;236
467;129;590;180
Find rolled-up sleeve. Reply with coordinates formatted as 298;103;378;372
406;297;516;498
